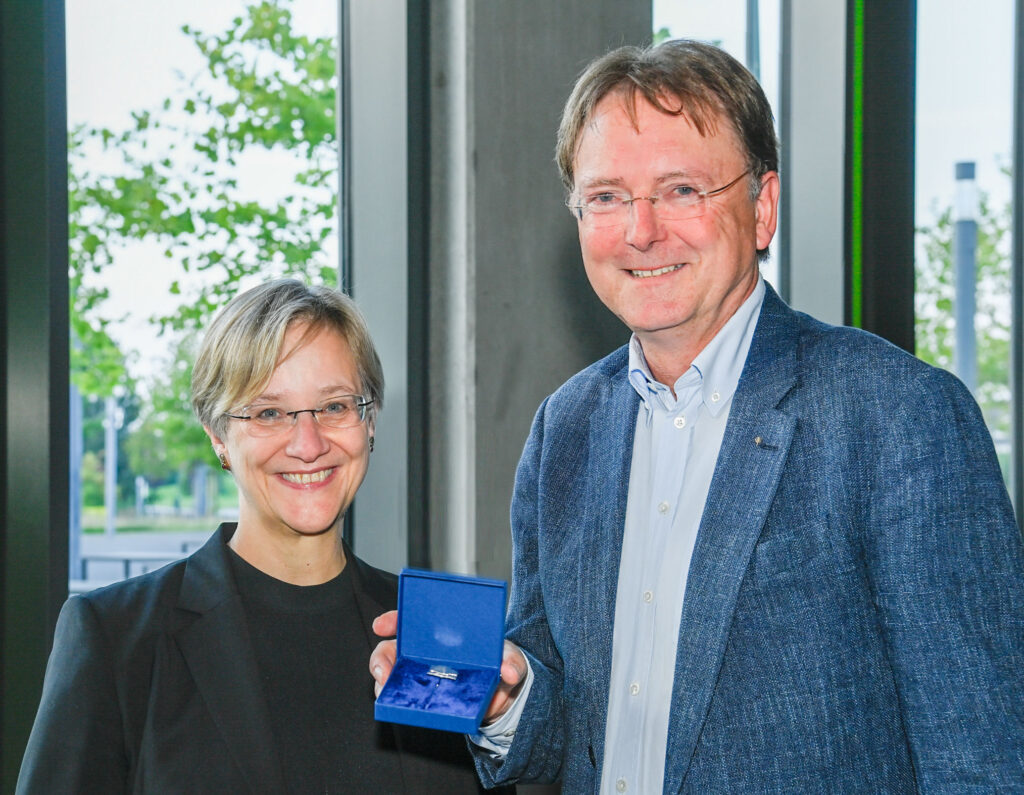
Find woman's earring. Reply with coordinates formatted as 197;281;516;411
219;453;231;471
368;436;375;453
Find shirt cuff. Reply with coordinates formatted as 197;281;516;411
468;656;534;758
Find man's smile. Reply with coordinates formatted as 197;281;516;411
630;263;684;278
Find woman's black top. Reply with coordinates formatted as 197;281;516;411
230;549;405;794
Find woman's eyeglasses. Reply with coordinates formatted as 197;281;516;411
225;394;372;436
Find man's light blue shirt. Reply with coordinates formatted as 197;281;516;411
477;279;765;789
600;278;764;795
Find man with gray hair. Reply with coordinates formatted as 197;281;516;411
373;39;1024;792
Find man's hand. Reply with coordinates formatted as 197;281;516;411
369;610;529;723
369;611;399;697
485;639;529;724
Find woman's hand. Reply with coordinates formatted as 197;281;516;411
369;610;529;723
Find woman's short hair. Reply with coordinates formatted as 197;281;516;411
192;279;384;438
556;39;779;200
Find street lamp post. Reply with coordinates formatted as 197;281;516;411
954;161;979;394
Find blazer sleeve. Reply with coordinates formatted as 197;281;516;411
863;365;1024;787
472;397;567;787
16;595;130;794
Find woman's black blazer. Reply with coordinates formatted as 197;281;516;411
16;524;493;794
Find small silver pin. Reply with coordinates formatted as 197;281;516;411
427;665;458;681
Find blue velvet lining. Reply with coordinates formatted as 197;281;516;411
376;658;497;721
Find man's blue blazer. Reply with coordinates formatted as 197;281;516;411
474;286;1024;792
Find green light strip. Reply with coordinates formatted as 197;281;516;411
850;0;865;328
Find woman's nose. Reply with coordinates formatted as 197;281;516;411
284;412;331;460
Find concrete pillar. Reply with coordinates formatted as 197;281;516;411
780;0;846;324
428;0;651;579
349;0;649;581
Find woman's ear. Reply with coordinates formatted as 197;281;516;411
205;425;233;472
204;425;227;458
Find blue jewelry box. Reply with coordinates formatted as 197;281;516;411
374;568;507;733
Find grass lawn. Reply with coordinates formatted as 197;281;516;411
81;508;229;535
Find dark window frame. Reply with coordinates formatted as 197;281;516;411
0;1;70;788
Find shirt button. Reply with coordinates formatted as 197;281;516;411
657;501;669;514
673;416;686;429
616;778;627;792
629;682;640;696
642;590;653;603
711;390;721;402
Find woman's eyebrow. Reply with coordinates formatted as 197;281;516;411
248;384;358;404
248;392;284;404
318;384;358;396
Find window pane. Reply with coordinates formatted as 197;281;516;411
652;0;782;287
914;0;1016;493
66;0;339;589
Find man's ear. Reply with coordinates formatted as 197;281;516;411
754;170;780;252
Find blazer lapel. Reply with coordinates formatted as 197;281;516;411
579;365;640;764
174;526;288;794
663;288;800;792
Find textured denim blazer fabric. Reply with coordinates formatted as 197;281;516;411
474;285;1024;793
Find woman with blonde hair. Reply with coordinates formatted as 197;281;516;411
18;279;490;793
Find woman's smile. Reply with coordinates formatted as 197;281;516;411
280;467;336;486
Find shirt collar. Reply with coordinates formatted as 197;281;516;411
628;276;766;417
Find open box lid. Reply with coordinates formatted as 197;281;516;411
397;568;506;669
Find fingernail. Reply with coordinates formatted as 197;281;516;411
373;665;382;680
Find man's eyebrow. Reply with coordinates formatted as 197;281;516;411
576;170;711;191
654;170;714;185
576;176;627;190
658;169;700;180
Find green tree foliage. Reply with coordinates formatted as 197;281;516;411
123;335;212;482
70;0;338;494
915;188;1012;459
69;126;134;398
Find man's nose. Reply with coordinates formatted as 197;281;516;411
624;196;666;250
